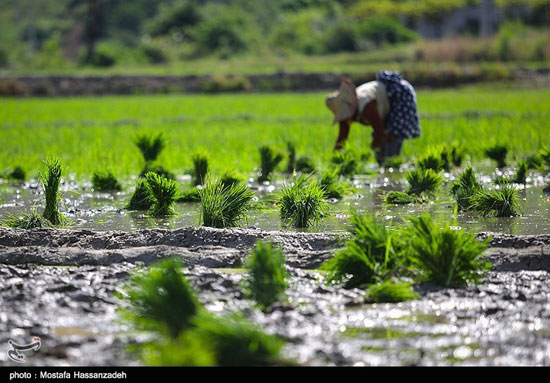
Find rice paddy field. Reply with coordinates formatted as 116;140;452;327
1;85;550;366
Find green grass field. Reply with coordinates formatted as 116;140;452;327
1;86;549;180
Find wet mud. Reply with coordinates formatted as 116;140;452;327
1;227;550;366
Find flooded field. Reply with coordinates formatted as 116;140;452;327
2;165;549;235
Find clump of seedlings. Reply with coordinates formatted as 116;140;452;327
407;213;491;288
295;157;315;174
406;168;444;197
331;150;358;177
41;158;68;226
277;176;328;228
139;163;175;180
135;132;166;163
511;161;528;184
442;143;465;168
126;178;154;210
192;153;209;186
365;280;420;303
416;148;446;172
199;178;255;228
470;185;521;217
8;166;26;181
450;166;482;211
285;142;297;174
121;258;201;338
318;170;352;200
384;191;415;205
244;241;288;311
525;153;543;170
121;258;285;366
1;209;53;229
144;172;178;217
258;145;283;183
220;172;243;189
485;144;508;168
321;214;406;289
92;170;122;192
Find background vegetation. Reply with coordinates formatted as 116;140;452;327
0;0;547;75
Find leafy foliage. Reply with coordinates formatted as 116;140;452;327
277;176;328;228
407;213;491;288
121;258;200;338
321;214;406;289
406;168;444;196
135;133;166;163
470;185;521;217
365;280;420;303
485;144;508;168
318;169;352;200
384;191;414;205
450;166;482;211
192;153;209;186
144;172;178;217
92;170;122;191
41;158;67;226
244;241;288;311
1;209;53;229
127;178;154;210
258;146;283;183
199;178;255;228
331;150;358;177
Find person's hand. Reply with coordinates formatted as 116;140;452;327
334;142;344;151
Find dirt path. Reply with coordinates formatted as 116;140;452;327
1;227;549;366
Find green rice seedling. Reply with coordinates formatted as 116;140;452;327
470;185;521;217
258;145;283;183
144;172;178;217
137;331;216;366
525;153;543;170
1;209;53;229
176;187;201;203
220;173;243;189
295;157;315;174
543;184;550;193
540;147;550;167
450;166;482;211
318;170;351;200
485;144;508;168
406;168;444;196
120;258;201;338
186;313;285;366
134;132;166;163
192;153;209;186
447;144;465;168
41;158;67;226
416;148;446;172
9;166;26;181
285;142;296;174
199;178;255;228
331;150;358;177
277;176;328;228
493;175;510;186
511;161;528;184
384;191;414;205
407;213;491;288
321;214;406;289
365;280;420;303
92;170;122;192
127;178;154;210
139;163;175;180
244;241;288;311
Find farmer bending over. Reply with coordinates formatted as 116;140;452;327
326;71;421;166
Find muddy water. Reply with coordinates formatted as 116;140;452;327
1;168;549;235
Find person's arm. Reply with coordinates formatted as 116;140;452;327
334;120;350;151
362;100;388;149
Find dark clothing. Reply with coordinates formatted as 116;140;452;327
376;71;421;139
375;137;403;166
